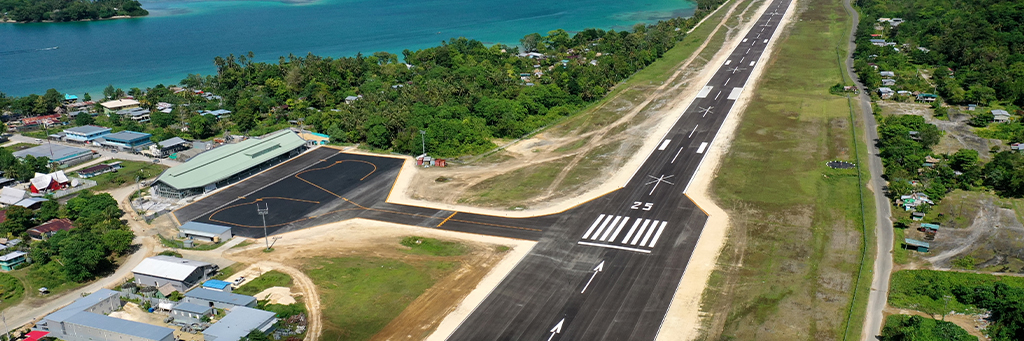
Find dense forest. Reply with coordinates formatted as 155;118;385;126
0;0;147;22
880;315;976;341
889;270;1024;341
853;0;1024;105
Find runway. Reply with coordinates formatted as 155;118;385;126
172;0;791;337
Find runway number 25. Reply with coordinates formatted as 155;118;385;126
631;202;654;211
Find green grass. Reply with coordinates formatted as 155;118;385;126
3;142;38;152
158;250;183;258
889;270;1024;315
0;272;25;311
881;314;978;341
558;141;623;192
700;0;875;338
460;156;571;207
893;227;910;264
157;233;227;250
231;240;255;249
234;270;293;296
304;257;457;341
84;160;168;192
400;237;468;257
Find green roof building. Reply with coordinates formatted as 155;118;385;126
153;130;308;199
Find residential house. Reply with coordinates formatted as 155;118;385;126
63;125;112;143
28;171;70;193
202;280;233;292
117;107;151;123
15;197;48;209
992;109;1011;123
916;93;937;102
77;162;123;178
27;218;74;240
882;79;896;86
912;212;925;221
132;255;219;292
33;289;175;341
878;87;894;99
1011;143;1024;152
870;39;886;46
62;94;78;104
880;71;895;77
19;114;62;129
100;99;141;114
890;18;904;26
183;288;257;309
0;251;27;271
344;95;362;104
899;192;935;211
200;109;231;120
203;307;277;341
0;187;26;206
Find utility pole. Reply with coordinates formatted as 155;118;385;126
419;130;426;156
942;295;952;321
257;203;270;251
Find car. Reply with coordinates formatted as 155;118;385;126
233;277;245;285
34;138;42;143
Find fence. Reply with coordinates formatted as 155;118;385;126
52;178;97;198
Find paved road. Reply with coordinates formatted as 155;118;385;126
448;0;793;338
840;0;895;338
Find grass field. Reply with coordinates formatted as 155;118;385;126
0;272;24;311
460;156;571;208
304;257;457;341
400;237;468;257
699;0;876;338
83;160;167;192
234;270;293;296
3;142;38;152
213;262;247;281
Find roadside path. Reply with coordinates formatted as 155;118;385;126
840;0;895;339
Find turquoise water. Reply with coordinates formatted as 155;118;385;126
0;0;694;96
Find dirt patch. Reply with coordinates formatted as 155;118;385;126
223;219;533;341
879;102;1002;160
917;192;1024;272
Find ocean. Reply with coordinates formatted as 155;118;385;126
0;0;695;97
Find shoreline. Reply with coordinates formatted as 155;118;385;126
1;15;142;24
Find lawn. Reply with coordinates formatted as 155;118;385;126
3;142;38;152
400;237;468;257
234;270;293;296
700;0;875;339
83;160;168;192
304;257;457;341
213;262;247;281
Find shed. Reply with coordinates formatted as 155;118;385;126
178;221;232;242
15;197;49;209
203;306;277;341
904;238;930;252
171;302;213;324
911;212;925;221
882;79;896;86
920;223;940;232
132;256;218;292
183;288;257;309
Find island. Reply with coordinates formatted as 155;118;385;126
0;0;148;23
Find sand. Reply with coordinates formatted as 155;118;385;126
657;0;800;339
254;286;299;305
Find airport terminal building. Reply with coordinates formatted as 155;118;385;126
153;130;307;199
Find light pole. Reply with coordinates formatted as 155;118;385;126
257;203;269;251
419;130;426;156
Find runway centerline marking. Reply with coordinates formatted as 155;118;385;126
688;125;699;138
671;147;685;164
436;211;457;227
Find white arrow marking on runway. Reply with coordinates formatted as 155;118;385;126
548;318;565;341
581;260;605;293
688;125;699;138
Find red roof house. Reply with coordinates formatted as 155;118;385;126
29;170;70;193
20;114;61;126
28;218;74;240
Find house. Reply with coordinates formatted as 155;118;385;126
100;99;141;114
132;255;219;292
0;187;26;206
202;279;233;292
100;130;153;150
916;93;937;102
117;107;151;123
877;17;891;22
904;238;930;252
0;177;14;188
13;144;95;166
183;288;257;309
27;218;74;240
150;137;191;157
77;162;122;178
911;212;925;221
15;197;48;209
880;71;895;77
517;52;545;59
171;302;213;324
344;95;362;104
878;87;894;99
882;79;896;86
203;306;277;341
1011;143;1024;152
20;114;62;128
890;18;903;26
29;171;70;193
899;192;935;211
917;47;930;53
200;109;231;120
63;94;79;104
0;251;27;271
992;109;1011;123
967;104;977;111
178;221;232;243
870;39;886;46
63;125;112;143
33;289;175;341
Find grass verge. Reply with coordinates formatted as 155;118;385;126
459;156;571;207
234;270;293;296
83;160;167;192
400;237;468;257
699;0;875;339
304;257;457;341
0;272;25;311
212;262;247;281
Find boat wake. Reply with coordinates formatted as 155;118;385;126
0;46;59;56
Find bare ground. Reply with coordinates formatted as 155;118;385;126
878;102;1003;159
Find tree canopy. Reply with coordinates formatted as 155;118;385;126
0;0;148;22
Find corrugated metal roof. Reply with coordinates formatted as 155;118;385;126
158;137;189;148
904;238;930;248
179;221;232;236
64;125;111;135
103;130;151;142
185;288;256;306
132;256;211;281
44;289;122;323
0;251;26;262
203;306;277;341
203;279;231;289
155;130;306;191
173;302;212;314
13;144;91;161
65;311;174;340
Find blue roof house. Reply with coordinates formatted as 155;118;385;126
0;251;27;271
101;131;153;149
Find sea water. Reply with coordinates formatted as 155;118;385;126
0;0;694;96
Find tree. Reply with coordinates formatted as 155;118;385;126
189;114;214;139
75;112;95;126
240;330;272;341
103;85;116;99
35;200;61;223
968;112;994;127
520;33;542;52
57;229;106;282
0;206;35;237
101;229;135;255
83;93;91;101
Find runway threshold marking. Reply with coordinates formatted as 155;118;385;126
580;216;667;251
436;212;457;227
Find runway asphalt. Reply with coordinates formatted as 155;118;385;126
172;0;791;337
